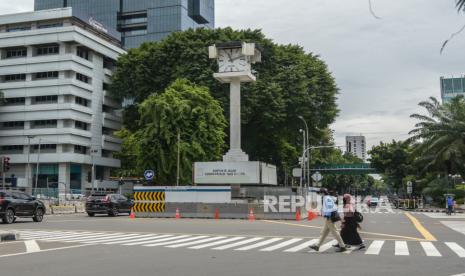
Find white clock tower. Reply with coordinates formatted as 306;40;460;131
193;41;277;186
208;41;261;162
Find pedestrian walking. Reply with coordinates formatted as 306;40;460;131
309;189;347;252
340;194;365;250
446;196;454;215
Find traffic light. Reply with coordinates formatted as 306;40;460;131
2;157;10;172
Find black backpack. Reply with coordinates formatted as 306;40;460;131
354;210;363;223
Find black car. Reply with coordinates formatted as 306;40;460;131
0;190;46;224
85;193;133;217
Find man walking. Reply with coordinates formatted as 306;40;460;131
446;196;454;215
310;189;347;252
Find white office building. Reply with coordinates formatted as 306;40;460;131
0;8;126;192
346;135;367;161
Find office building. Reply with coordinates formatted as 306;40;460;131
35;0;215;49
0;8;125;192
346;136;367;161
440;76;465;103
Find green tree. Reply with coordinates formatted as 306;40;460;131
113;128;141;177
136;79;226;185
368;140;415;193
110;28;339;182
409;96;465;179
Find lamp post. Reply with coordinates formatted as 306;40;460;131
34;138;42;193
176;131;181;186
90;149;99;192
26;135;34;191
298;116;310;190
299;129;306;196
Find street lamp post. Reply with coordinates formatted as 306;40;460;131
176;131;181;186
34;138;42;193
299;129;306;196
26;135;34;192
90;149;99;192
298;116;310;190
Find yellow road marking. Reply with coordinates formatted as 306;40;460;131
262;220;427;241
404;212;437;241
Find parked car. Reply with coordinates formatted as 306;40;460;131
0;190;46;224
85;193;134;217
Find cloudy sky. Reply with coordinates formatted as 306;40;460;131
2;0;465;150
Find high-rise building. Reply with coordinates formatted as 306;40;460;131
34;0;215;49
440;76;465;103
346;136;367;161
0;8;125;192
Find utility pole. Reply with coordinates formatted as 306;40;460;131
1;156;5;190
34;138;42;193
176;131;181;186
26;135;34;191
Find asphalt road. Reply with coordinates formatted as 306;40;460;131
1;211;464;276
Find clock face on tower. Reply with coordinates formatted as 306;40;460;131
217;48;250;73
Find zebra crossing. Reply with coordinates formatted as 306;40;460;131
15;230;465;258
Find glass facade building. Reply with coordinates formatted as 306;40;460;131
34;0;215;49
440;76;465;103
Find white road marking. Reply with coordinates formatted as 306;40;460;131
395;241;409;256
166;236;226;248
260;238;302;252
81;234;142;244
315;240;336;253
24;240;40;253
420;242;441;257
56;233;127;242
212;237;264;250
234;238;283;251
144;236;209;247
0;244;93;259
189;237;245;249
424;213;465;219
283;239;319;252
365;240;385;255
441;221;465;236
122;235;177;246
103;234;159;245
445;242;465;258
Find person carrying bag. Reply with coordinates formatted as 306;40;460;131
309;189;347;252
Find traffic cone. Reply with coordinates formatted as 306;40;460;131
248;208;255;221
215;209;219;220
296;209;301;221
308;210;317;221
175;208;181;219
129;208;135;219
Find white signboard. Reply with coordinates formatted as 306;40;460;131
194;162;260;184
134;186;231;203
261;163;278;185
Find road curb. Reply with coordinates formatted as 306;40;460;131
0;231;19;242
408;209;464;214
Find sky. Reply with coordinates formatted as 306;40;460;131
1;0;465;150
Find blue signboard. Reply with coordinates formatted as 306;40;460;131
144;170;155;181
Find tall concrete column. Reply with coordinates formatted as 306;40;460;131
223;78;248;162
58;163;70;193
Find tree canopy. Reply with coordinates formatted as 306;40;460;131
110;28;339;181
115;79;226;185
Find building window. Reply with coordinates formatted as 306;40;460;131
103;57;116;70
74;120;88;131
3;74;26;82
6;25;31;32
76;46;90;60
33;95;58;104
32;120;57;129
32;144;57;153
36;44;59;56
37;22;63;29
74;145;88;154
122;29;147;36
1;121;24;130
4;97;25;106
0;145;24;154
76;73;90;84
75;96;89;107
4;47;27;59
34;71;59;80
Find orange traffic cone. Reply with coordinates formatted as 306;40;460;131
129;208;135;219
215;209;219;220
248;208;255;221
296;209;301;221
308;210;317;221
175;208;181;219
